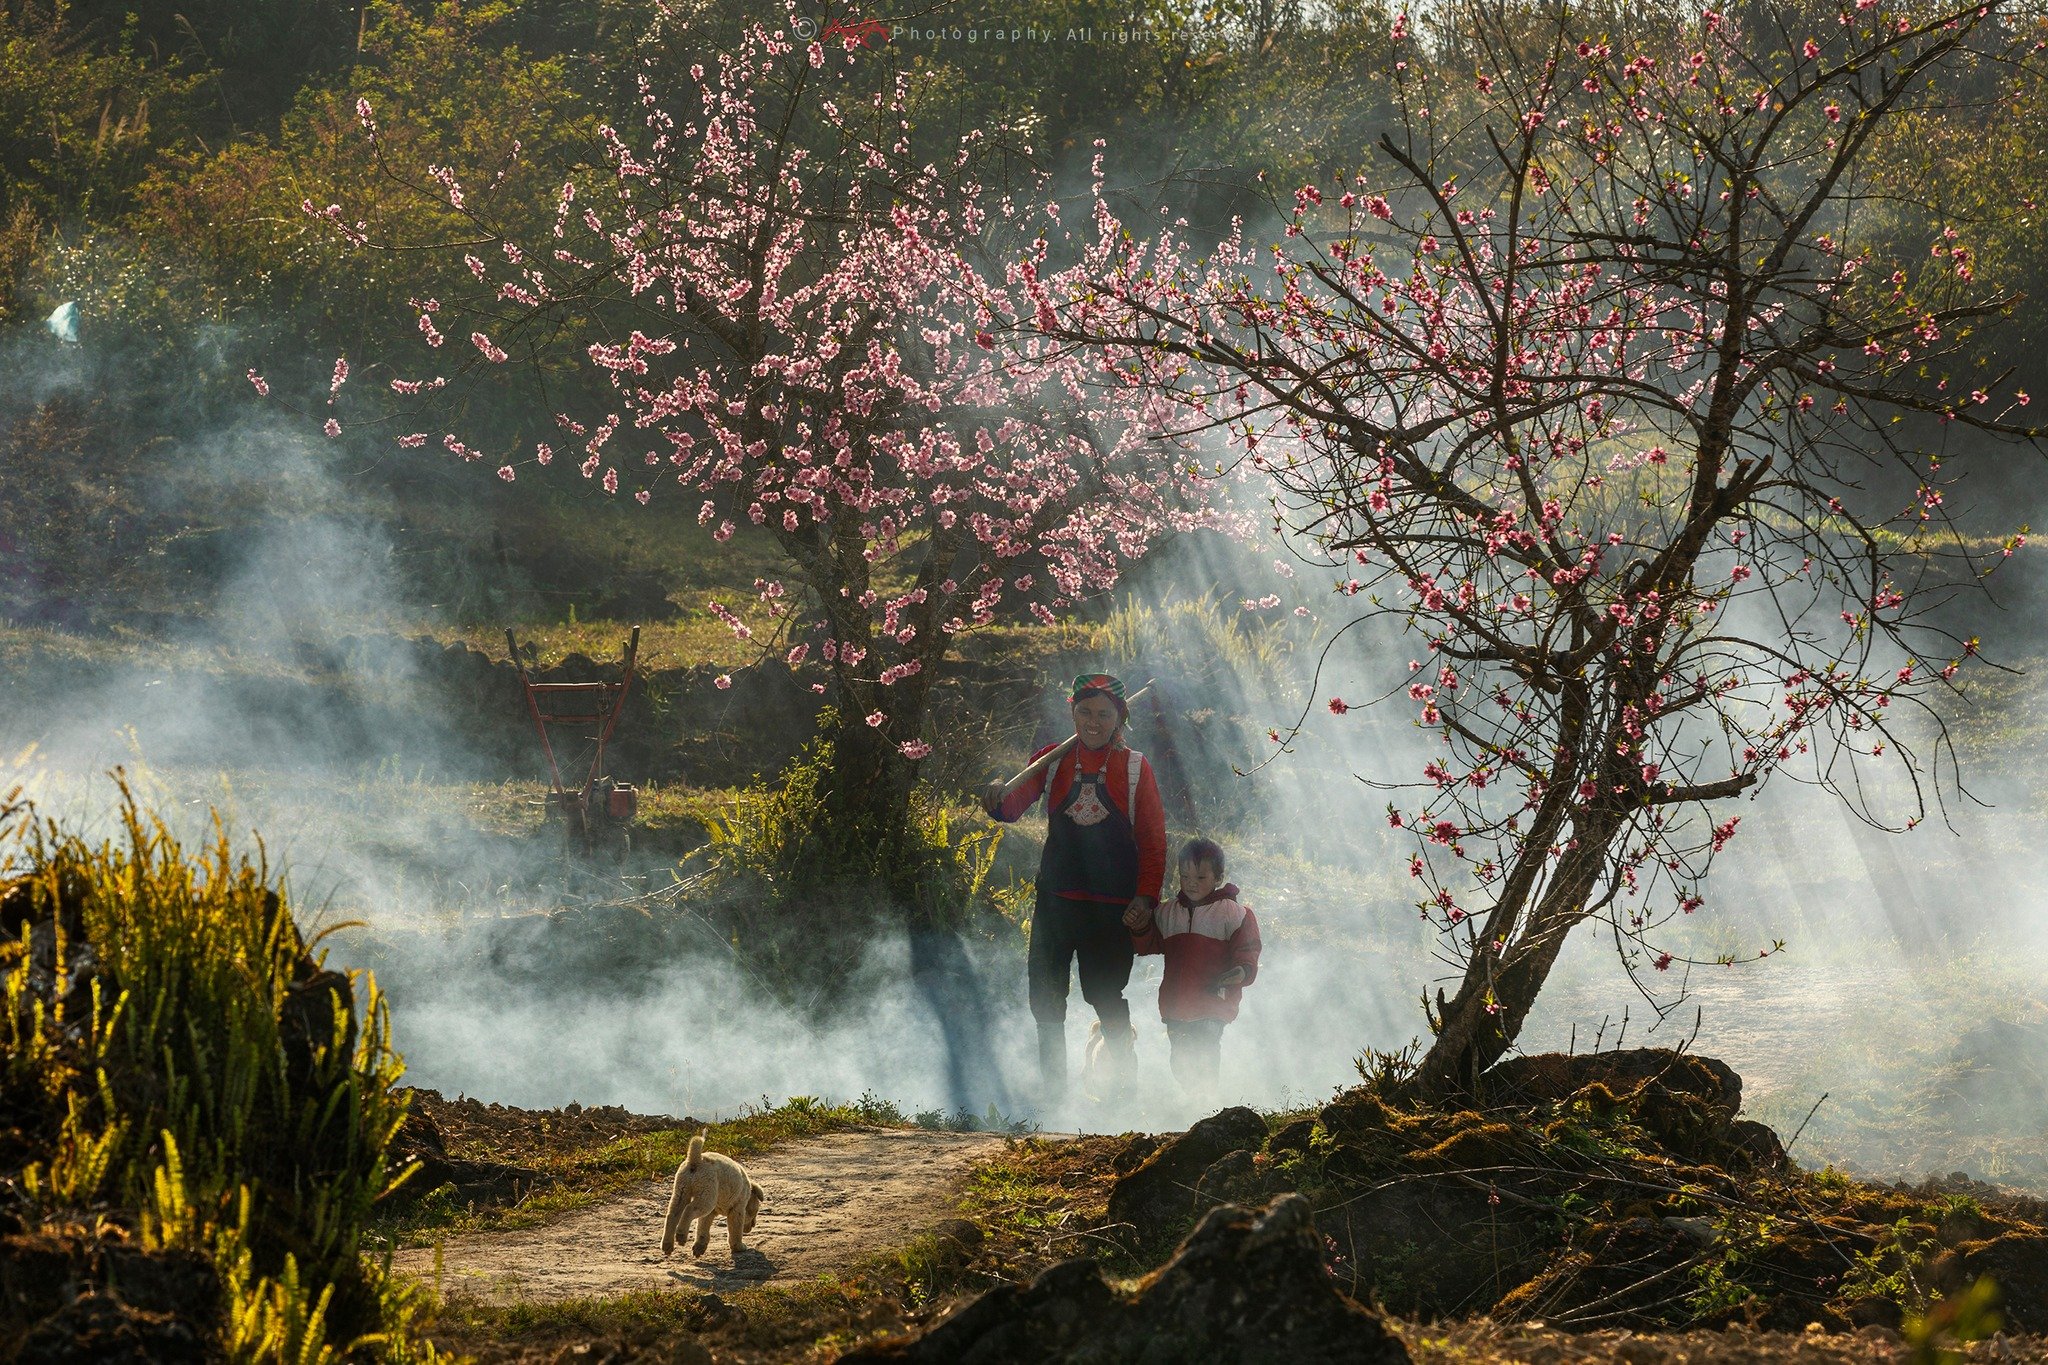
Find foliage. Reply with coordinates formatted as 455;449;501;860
0;5;204;321
1095;589;1299;696
0;787;441;1360
1040;0;2044;1096
106;0;596;370
1683;1211;1773;1319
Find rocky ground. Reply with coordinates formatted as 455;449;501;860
366;1049;2048;1363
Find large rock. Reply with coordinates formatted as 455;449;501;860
838;1194;1409;1364
1108;1106;1270;1245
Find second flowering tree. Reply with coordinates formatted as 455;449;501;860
1039;0;2041;1095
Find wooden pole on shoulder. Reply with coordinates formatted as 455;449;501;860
988;681;1154;808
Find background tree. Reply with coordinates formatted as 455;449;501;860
1040;0;2040;1096
346;14;1220;891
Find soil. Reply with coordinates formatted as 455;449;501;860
395;1128;1010;1303
839;1193;1411;1364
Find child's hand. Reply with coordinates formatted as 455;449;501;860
1121;896;1155;932
1214;966;1247;989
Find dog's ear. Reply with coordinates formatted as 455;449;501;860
750;1183;765;1205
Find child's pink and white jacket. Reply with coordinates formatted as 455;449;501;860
1130;882;1262;1023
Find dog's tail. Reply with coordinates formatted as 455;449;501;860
686;1132;706;1172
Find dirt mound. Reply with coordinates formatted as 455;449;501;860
1101;1050;2048;1335
0;1221;219;1364
1106;1105;1268;1242
838;1193;1409;1364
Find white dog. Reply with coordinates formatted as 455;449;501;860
661;1133;765;1259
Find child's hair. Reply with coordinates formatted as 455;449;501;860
1178;837;1226;877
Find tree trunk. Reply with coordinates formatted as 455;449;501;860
1398;819;1617;1102
815;704;916;861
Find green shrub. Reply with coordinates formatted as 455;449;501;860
698;709;1003;930
1;785;441;1361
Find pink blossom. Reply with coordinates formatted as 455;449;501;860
866;711;887;728
715;674;732;690
247;370;269;397
323;417;341;438
900;739;933;760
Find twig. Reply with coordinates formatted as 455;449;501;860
1784;1093;1830;1157
1544;1250;1714;1327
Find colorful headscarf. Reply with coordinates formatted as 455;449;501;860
1069;672;1128;720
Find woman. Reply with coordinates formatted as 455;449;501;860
984;673;1166;1095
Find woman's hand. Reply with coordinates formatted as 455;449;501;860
1214;965;1247;988
1121;896;1156;932
981;781;1008;819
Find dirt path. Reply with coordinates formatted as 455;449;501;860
395;1128;1010;1303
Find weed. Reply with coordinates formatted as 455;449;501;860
1811;1164;1855;1197
1683;1213;1775;1321
1355;1039;1423;1095
2;786;443;1360
852;1090;908;1125
1924;1192;1984;1222
1841;1216;1933;1313
1270;1123;1337;1197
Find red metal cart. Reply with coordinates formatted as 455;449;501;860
506;625;641;859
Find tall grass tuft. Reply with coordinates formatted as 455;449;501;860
0;781;444;1361
698;710;1003;930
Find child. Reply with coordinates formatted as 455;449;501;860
1130;838;1261;1093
